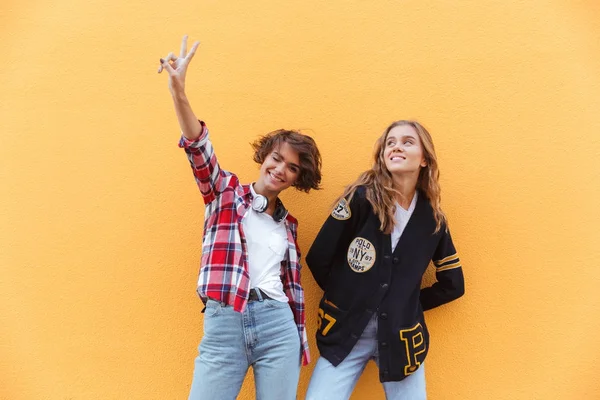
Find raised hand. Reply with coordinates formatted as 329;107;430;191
158;35;200;95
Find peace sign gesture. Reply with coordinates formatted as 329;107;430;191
158;35;200;95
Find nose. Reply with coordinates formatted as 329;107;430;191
274;161;285;173
392;144;404;152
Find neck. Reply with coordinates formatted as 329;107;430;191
392;173;418;210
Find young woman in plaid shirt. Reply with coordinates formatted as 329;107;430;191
158;36;322;400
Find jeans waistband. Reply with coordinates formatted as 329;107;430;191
248;288;272;302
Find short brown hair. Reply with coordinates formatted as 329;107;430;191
251;130;322;193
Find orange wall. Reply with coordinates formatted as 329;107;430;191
2;1;600;399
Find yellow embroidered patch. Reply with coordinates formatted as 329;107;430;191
317;308;337;336
399;322;427;375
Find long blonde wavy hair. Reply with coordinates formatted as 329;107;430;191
336;120;446;234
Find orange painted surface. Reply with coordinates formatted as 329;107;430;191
1;1;599;399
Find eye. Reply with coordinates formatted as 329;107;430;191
386;140;395;147
290;166;299;174
404;140;413;145
272;154;281;161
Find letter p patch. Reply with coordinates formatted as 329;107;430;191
399;323;427;375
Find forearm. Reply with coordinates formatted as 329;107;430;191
171;89;203;141
420;270;465;311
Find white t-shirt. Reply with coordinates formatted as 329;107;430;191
391;192;418;252
242;187;289;302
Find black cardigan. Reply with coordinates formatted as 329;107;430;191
306;186;465;382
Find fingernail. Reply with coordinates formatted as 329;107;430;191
160;58;165;64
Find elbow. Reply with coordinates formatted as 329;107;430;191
455;286;465;300
452;279;465;300
305;258;328;291
305;252;316;269
305;251;324;274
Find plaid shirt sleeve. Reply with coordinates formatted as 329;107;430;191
283;216;311;366
178;121;232;205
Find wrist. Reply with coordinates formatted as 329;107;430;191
171;88;188;103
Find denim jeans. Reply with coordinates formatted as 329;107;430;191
188;296;301;400
306;315;427;400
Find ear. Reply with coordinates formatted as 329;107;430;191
420;159;427;167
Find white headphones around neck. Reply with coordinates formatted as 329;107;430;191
251;185;288;223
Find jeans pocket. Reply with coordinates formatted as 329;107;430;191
204;299;222;317
264;298;290;309
316;296;348;344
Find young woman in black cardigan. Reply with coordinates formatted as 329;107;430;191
305;120;465;400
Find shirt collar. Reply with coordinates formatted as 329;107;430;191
243;183;297;226
395;191;418;214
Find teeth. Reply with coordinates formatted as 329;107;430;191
270;173;283;182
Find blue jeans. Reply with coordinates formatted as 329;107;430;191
188;297;301;400
306;315;427;400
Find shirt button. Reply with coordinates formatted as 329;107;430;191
380;283;389;290
393;257;399;264
380;312;388;320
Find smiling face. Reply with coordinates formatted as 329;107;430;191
256;141;300;196
383;124;427;176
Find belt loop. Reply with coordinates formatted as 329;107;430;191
255;288;264;302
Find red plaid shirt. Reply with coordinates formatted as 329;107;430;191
179;122;310;365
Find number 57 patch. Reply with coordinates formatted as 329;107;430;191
317;308;337;336
331;198;351;220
